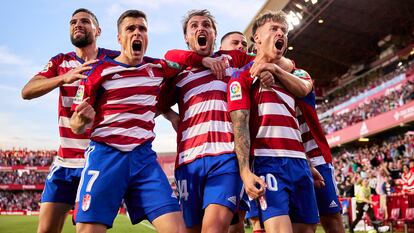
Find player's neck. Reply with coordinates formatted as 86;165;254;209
114;54;142;66
75;44;99;62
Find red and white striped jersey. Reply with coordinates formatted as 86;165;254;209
227;62;308;159
36;48;119;168
402;171;414;193
296;91;333;166
72;56;183;152
160;50;253;168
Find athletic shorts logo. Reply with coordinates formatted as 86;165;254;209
329;200;338;208
230;81;242;101
73;85;85;105
82;194;91;211
227;196;237;205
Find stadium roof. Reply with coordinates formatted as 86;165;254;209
244;0;414;91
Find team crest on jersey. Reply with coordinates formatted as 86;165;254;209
293;69;308;78
73;85;85;105
229;81;242;101
42;61;53;72
82;194;91;211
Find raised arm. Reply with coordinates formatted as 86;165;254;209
21;59;98;99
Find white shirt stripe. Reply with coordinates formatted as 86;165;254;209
258;103;293;117
92;126;155;139
60;137;90;150
62;80;81;87
61;96;74;108
182;120;233;141
260;87;295;110
101;112;155;125
257;126;302;141
303;139;318;153
177;70;212;87
59;60;81;69
58;116;71;128
178;142;234;164
183;80;227;103
102;76;163;90
183;100;228;121
254;149;306;159
107;94;157;106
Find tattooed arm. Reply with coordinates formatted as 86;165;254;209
230;109;266;199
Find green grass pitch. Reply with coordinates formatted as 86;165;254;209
0;215;334;233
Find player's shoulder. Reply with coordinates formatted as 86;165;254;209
98;48;120;59
49;51;76;62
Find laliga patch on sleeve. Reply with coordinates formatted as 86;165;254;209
73;85;85;105
165;60;182;70
42;61;53;72
293;69;308;78
229;81;242;101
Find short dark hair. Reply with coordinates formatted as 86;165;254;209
117;10;147;32
220;31;244;44
252;10;288;36
72;8;99;27
182;9;217;36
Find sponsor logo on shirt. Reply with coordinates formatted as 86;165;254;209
230;81;242;101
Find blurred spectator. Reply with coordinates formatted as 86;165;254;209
0;191;41;211
0;149;55;166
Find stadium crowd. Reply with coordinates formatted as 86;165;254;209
0;149;55;166
0;191;41;211
0;171;47;185
317;61;414;115
334;133;414;197
322;81;414;134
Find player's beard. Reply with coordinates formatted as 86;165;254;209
70;32;93;48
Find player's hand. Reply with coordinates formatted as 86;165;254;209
311;166;325;189
241;171;267;199
75;97;95;124
250;62;277;79
61;59;98;84
201;56;229;80
257;71;275;88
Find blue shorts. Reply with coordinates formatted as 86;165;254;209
175;153;243;228
315;163;341;215
253;157;319;224
245;198;259;219
74;141;180;228
41;165;82;205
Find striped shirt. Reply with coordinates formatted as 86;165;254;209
160;49;253;168
36;48;119;167
227;62;308;159
72;56;182;152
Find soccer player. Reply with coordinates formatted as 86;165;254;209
219;31;248;52
21;8;118;233
69;10;189;233
227;10;319;233
250;36;345;233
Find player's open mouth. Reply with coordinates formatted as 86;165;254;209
275;39;284;50
132;40;142;52
197;35;207;47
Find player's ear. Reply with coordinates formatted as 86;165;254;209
96;27;102;37
253;33;260;44
117;34;121;45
